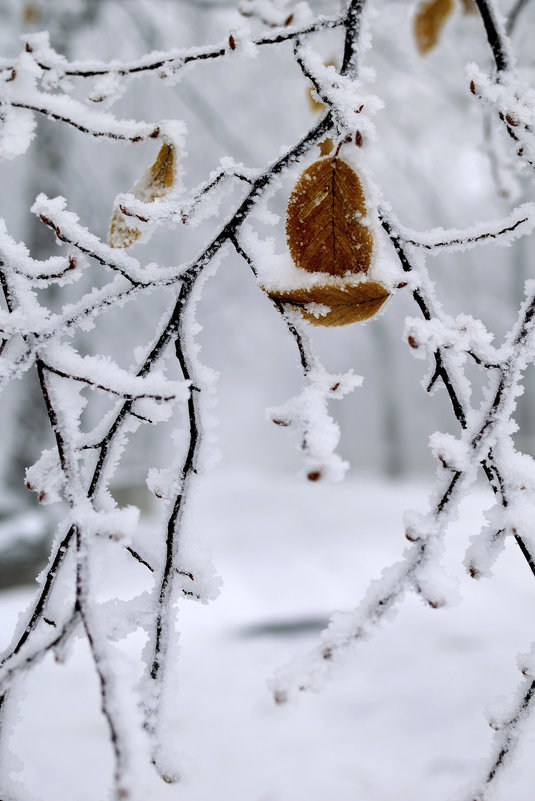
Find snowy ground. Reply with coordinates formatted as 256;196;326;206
1;468;534;801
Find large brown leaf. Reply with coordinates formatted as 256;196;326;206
286;156;373;278
414;0;454;55
109;143;177;249
267;280;389;326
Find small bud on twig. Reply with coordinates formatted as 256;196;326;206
405;527;420;542
273;690;287;705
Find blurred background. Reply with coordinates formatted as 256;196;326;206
0;0;533;587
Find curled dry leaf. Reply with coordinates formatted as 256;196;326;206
109;142;177;249
286;155;373;277
268;280;390;327
414;0;454;55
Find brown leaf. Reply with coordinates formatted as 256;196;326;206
267;280;389;326
414;0;454;55
307;86;325;114
318;137;334;157
109;143;177;249
286;156;373;278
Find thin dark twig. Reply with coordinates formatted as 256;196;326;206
0;613;78;692
31;16;344;79
39;354;132;797
400;216;528;250
294;42;334;119
480;680;535;793
341;0;367;78
473;0;512;73
381;211;535;588
149;286;198;688
44;362;177;402
12;257;78;282
75;525;127;797
36;360;70;478
126;546;154;572
382;218;468;428
230;235;313;375
467;350;501;369
119;168;255;226
37;214;143;287
0;527;72;669
144;279;204;782
11;101;158;143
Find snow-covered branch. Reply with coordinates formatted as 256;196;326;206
0;0;535;798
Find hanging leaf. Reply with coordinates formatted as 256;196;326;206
286;155;373;278
414;0;454;55
109;142;177;249
267;280;390;327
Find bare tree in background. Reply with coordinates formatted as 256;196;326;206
0;0;534;798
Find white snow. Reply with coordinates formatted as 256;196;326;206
1;469;534;801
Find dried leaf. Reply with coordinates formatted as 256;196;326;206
22;4;41;24
307;86;325;114
267;280;390;326
109;143;177;249
286;156;373;277
414;0;454;55
460;0;477;13
318;138;334;157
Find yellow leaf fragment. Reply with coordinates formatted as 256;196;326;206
308;86;325;114
267;281;390;326
414;0;454;55
22;4;40;24
460;0;477;14
109;207;142;250
109;143;177;249
145;142;176;193
286;156;373;277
